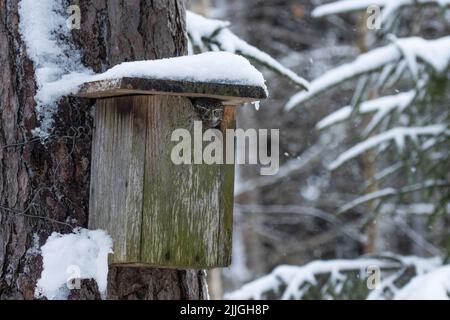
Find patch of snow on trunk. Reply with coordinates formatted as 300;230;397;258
19;0;94;138
35;228;113;300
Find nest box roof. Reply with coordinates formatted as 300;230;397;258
73;77;267;105
71;52;268;105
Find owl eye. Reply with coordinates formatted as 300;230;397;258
212;109;223;118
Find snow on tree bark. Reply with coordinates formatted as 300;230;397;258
0;0;207;300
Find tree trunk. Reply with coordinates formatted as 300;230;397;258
0;0;207;300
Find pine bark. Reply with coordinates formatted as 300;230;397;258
0;0;207;300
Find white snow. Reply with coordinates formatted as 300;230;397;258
329;125;448;170
316;91;416;131
394;265;450;300
227;255;447;300
316;106;353;130
286;36;450;110
35;228;113;300
367;256;443;300
393;36;450;76
286;44;399;109
187;10;230;46
187;11;309;90
313;0;450;18
226;259;399;300
19;0;94;137
400;256;442;275
90;52;267;92
213;30;309;89
313;0;387;17
339;180;450;213
18;3;268;138
363;92;416;134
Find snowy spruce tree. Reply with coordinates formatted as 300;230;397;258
287;0;450;218
226;0;450;300
186;10;309;90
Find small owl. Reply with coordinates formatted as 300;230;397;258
192;98;224;128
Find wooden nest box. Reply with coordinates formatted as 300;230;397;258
74;77;266;268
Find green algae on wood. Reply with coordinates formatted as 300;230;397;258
88;96;235;268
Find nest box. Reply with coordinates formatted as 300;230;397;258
74;77;266;268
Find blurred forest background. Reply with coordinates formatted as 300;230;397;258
187;0;450;299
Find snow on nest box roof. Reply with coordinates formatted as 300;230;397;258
73;52;268;105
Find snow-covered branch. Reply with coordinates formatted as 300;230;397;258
187;11;309;90
226;258;397;300
329;125;449;170
338;180;450;213
316;91;416;131
393;265;450;299
313;0;450;19
226;255;443;300
286;36;450;110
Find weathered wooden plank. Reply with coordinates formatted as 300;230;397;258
89;96;147;264
89;95;235;268
73;77;267;105
218;106;237;266
139;96;234;268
